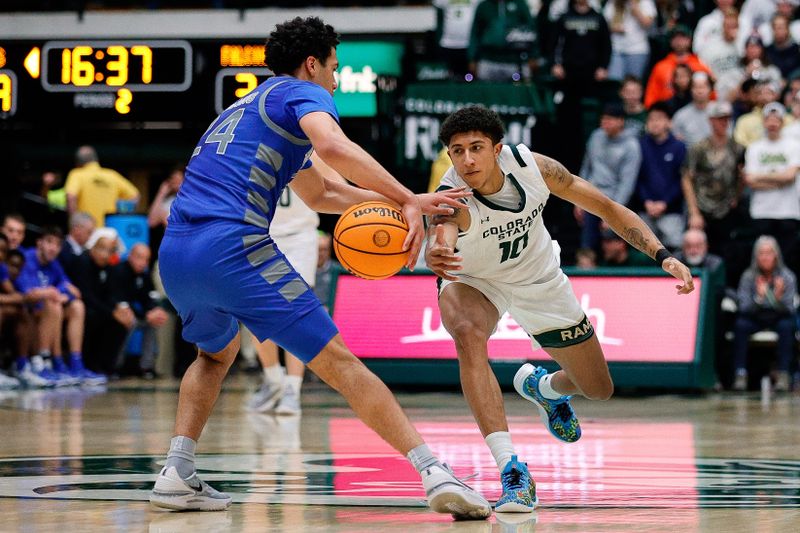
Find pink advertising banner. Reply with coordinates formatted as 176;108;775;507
333;274;702;363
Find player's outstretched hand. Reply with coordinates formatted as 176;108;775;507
663;257;694;294
426;224;462;281
417;187;472;216
401;197;424;269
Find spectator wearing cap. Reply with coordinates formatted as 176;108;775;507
765;14;800;80
734;80;793;147
575;102;642;252
693;0;753;55
743;102;800;270
755;0;800;46
635;101;687;249
644;25;713;108
672;72;715;145
681;100;745;271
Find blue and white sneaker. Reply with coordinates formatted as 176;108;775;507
68;357;108;386
495;455;538;512
514;364;581;443
16;360;57;388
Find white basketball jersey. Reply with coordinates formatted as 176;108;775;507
271;187;320;238
439;144;559;284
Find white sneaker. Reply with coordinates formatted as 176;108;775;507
0;371;21;389
274;387;301;416
150;466;231;511
245;381;284;413
422;463;491;520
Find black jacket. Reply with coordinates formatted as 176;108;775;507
550;6;611;79
69;252;119;317
113;261;157;319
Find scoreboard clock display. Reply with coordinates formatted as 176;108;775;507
41;40;192;92
0;39;401;123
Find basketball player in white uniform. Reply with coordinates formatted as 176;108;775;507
246;153;331;416
425;106;693;512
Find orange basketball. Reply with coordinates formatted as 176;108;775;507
333;201;410;280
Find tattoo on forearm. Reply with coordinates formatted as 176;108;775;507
623;227;661;257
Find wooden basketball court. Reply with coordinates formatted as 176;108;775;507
1;377;799;531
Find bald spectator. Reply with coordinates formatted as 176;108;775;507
1;214;26;251
114;243;168;379
59;212;95;272
65;145;140;226
71;233;133;375
674;228;723;271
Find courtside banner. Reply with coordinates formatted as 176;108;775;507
333;274;702;363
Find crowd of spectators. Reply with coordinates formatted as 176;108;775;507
433;0;800;391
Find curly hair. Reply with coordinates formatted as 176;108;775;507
439;106;505;147
265;17;340;75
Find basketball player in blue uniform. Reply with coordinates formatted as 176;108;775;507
149;17;491;519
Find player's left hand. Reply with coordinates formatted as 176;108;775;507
417;187;472;216
662;257;694;294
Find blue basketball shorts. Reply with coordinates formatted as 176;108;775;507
158;221;338;362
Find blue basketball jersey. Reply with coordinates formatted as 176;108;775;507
169;76;339;232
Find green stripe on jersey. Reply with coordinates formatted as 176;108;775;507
509;144;527;168
533;315;594;348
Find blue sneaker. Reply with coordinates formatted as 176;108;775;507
513;364;581;443
51;358;81;387
495;455;538;512
68;357;108;386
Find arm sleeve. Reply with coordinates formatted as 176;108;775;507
597;15;612;69
779;270;797;310
115;172;140;200
64;170;81;196
467;3;486;62
737;271;758;314
614;139;642;205
289;85;339;125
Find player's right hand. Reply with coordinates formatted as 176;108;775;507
417;187;471;216
426;224;462;281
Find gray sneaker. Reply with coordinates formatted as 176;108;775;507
0;371;21;389
149;466;231;511
421;463;491;520
733;372;748;391
246;381;284;413
274;386;301;416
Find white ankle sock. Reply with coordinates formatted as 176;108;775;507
263;364;284;384
485;431;515;471
538;373;563;400
285;375;302;395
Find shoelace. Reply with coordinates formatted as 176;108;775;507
552;402;574;423
501;467;526;491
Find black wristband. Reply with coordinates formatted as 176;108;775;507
655;248;672;266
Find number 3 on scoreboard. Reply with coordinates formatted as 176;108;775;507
192;108;244;157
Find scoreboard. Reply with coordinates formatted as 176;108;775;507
0;39;403;124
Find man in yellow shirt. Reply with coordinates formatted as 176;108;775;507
733;81;794;147
65;146;140;226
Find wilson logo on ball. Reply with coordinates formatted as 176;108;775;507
334;201;410;280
